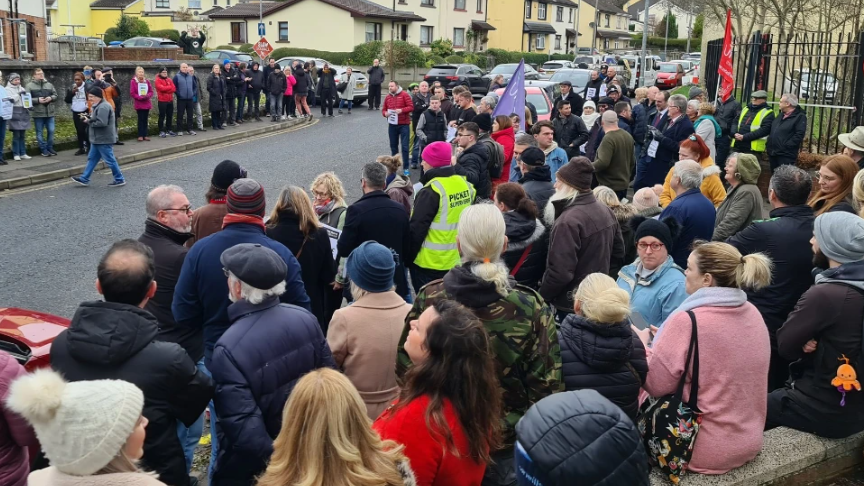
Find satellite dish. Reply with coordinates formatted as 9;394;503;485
589;22;595;28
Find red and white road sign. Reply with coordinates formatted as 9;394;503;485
253;37;273;60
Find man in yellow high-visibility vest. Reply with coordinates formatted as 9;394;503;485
408;141;476;293
732;90;775;158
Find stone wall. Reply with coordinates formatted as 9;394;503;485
3;61;223;122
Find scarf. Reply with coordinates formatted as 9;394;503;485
581;112;601;130
543;141;560;156
653;287;748;345
694;115;722;138
222;213;266;230
209;197;227;205
314;198;335;216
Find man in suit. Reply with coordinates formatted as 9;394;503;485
551;80;585;119
634;94;694;191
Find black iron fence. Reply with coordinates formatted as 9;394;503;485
704;31;864;155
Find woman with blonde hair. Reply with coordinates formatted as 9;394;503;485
129;66;153;142
559;273;647;420
593;186;638;275
808;154;858;215
853;169;864;217
8;369;165;485
694;101;720;161
266;185;335;330
636;241;772;474
377;154;413;213
257;369;417;486
397;204;561;480
310;172;350;318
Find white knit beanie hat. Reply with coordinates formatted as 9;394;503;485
6;369;144;475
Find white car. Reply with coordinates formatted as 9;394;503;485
670;59;695;74
275;56;370;106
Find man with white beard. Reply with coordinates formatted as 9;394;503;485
137;184;204;482
540;157;625;323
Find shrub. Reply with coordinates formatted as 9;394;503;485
238;43;254;54
382;40;426;67
214;45;235;51
430;38;454;58
427;54;446;65
104;14;150;43
268;47;352;65
150;29;180;42
630;34;700;50
352;41;383;65
445;55;464;63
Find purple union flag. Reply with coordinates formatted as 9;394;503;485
492;59;527;132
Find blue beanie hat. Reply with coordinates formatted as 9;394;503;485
222;59;231;66
346;241;396;293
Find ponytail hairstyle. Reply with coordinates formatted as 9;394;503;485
376;154;402;176
851;169;864;218
574;273;631;324
457;205;511;297
690;241;772;291
494;183;538;220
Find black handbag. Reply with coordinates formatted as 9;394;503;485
637;310;703;484
337;76;349;93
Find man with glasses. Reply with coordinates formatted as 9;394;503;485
454;122;491;200
635;93;694;191
137;185;204;485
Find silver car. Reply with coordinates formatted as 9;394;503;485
275;56;370;105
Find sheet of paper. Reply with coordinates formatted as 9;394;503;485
586;88;596;100
647;140;659;158
138;82;149;97
21;93;32;109
387;109;399;125
320;223;342;260
1;99;12;120
599;84;607;97
579;143;587;154
446;125;457;142
413;182;424;193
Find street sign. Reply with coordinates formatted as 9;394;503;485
253;37;273;60
258;22;265;36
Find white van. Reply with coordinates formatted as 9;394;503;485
621;55;659;91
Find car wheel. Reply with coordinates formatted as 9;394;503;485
354;97;366;106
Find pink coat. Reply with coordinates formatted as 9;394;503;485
644;304;770;474
0;352;37;486
284;74;297;96
129;78;154;111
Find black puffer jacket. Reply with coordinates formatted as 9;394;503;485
51;302;214;486
292;65;308;94
558;314;648;420
246;66;264;91
455;142;491;199
502;212;548;290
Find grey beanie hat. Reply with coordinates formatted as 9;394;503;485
688;86;705;99
8;73;20;82
814;212;864;264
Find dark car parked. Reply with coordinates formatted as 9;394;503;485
118;36;180;48
204;49;254;66
482;63;542;87
424;64;490;96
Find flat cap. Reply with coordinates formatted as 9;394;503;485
751;90;768;99
220;243;287;290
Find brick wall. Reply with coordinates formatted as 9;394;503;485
0;11;48;61
102;48;200;62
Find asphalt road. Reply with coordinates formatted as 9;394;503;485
0;108;408;319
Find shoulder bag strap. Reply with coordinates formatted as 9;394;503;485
510;244;533;276
684;310;701;411
674;310;699;401
294;235;309;260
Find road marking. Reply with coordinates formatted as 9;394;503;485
0;120;319;198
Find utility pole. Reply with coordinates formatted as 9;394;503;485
574;0;582;53
640;0;650;86
663;5;669;60
685;2;693;53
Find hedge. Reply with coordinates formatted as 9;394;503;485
150;29;180;42
630;34;701;50
486;48;573;66
269;47;353;65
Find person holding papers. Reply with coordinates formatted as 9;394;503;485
130;66;154;142
6;73;30;162
382;80;414;177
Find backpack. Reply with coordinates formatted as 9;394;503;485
482;138;505;179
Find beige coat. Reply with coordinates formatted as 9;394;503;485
28;468;167;486
327;291;411;419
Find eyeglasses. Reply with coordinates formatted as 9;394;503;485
312;190;329;198
688;135;698;141
223;267;230;277
163;205;193;213
637;242;665;251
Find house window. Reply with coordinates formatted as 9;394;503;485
226;0;230;5
616;15;622;28
213;0;217;5
453;27;465;47
535;34;545;49
0;23;5;53
538;2;547;19
279;22;289;41
420;25;433;45
524;0;531;18
230;22;246;43
155;0;169;7
421;0;434;5
477;0;483;12
604;13;610;27
18;25;27;53
188;0;201;8
455;0;465;9
555;35;561;49
614;40;619;49
569;7;573;22
556;6;563;21
365;22;382;42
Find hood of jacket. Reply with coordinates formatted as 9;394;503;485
815;260;864;291
506;217;546;252
610;204;638;224
503;211;538;243
462;141;488;158
386;173;414;195
560;314;635;372
520;165;552;183
65;301;158;366
443;265;513;308
618;255;681;286
143;218;193;246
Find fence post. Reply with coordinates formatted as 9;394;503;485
854;31;864;127
741;30;761;101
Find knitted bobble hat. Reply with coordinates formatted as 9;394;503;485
7;369;144;476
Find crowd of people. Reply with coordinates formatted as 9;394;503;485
3;60;864;486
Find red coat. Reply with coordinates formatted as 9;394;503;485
491;126;515;185
382;89;414;125
155;76;176;103
373;396;486;486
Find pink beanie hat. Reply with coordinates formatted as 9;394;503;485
422;141;452;168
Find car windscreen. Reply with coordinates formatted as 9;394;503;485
659;64;678;73
542;63;564;70
236;54;254;62
574;57;593;64
549;70;590;87
800;73;836;84
427;67;457;76
528;93;549;114
491;64;519;74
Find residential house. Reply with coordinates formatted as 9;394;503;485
1;0;49;60
208;0;425;53
577;0;630;52
367;0;493;51
488;0;576;53
139;0;216;33
626;0;697;40
89;0;145;38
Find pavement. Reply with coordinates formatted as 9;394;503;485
0;106;418;318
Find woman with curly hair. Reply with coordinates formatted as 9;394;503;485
377;154;414;213
257;369;416;486
808;154;858;215
310;171;349;319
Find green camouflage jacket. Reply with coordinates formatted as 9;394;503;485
395;275;563;448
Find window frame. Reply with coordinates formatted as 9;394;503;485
454;0;466;10
188;0;201;8
535;34;545;50
278;21;289;41
568;7;573;22
453;27;465;47
155;0;170;8
0;23;5;54
556;6;563;22
537;2;547;20
525;0;531;19
421;0;434;6
230;21;246;43
555;35;561;50
420;25;434;45
19;27;28;53
477;0;483;12
604;13;610;27
365;22;382;42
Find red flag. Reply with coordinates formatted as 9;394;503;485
718;9;734;102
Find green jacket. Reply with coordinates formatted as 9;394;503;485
395;266;563;449
24;79;58;118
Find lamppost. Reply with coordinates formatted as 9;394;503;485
60;23;86;61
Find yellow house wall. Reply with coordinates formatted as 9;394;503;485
575;2;596;51
50;0;97;37
143;16;175;30
91;2;144;37
487;0;523;51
